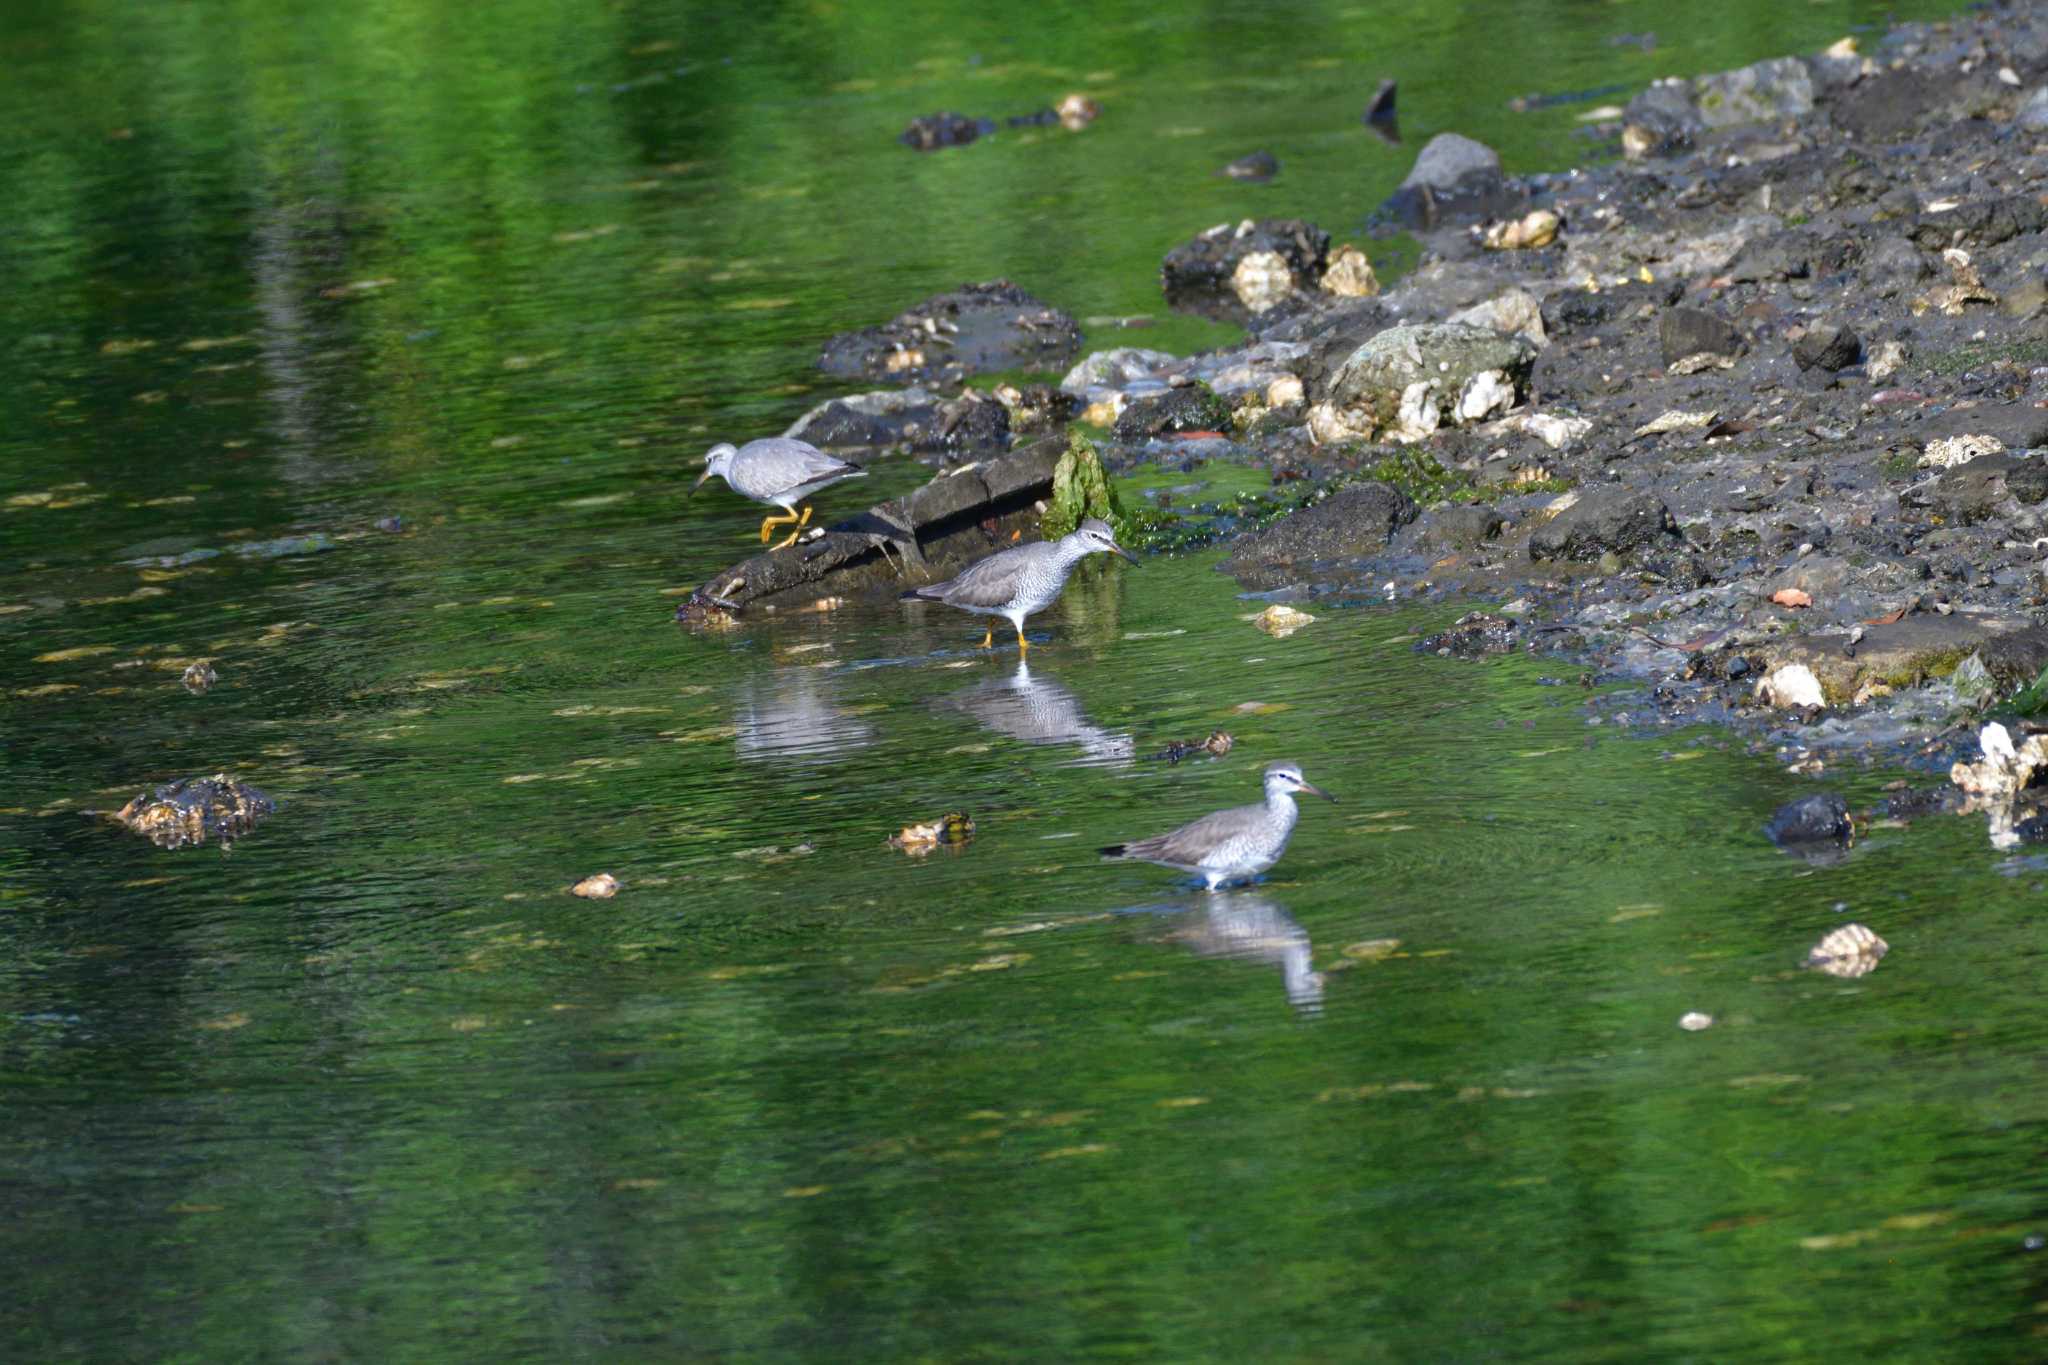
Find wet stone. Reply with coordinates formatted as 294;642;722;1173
1418;612;1518;658
1765;792;1852;849
1792;323;1861;372
1113;386;1232;442
1220;151;1279;183
1528;488;1678;563
1377;133;1524;229
1405;504;1503;554
1224;482;1419;586
1659;306;1745;367
899;111;994;151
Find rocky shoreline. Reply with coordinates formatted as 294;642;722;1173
692;1;2048;831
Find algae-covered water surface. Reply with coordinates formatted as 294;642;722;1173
5;0;2044;1360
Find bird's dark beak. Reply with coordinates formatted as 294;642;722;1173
1300;781;1337;804
690;468;714;497
1113;543;1139;566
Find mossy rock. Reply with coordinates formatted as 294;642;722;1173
1042;432;1132;540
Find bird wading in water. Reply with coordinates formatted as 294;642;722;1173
901;517;1136;654
1101;761;1336;890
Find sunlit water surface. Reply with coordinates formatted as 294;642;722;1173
5;0;2043;1360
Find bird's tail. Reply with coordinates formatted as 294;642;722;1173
899;581;948;602
1098;843;1128;859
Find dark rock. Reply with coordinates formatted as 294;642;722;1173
1225;483;1419;583
1362;77;1398;126
994;383;1077;435
1220;151;1279;182
1927;455;2048;522
1793;323;1862;372
1114;386;1232;441
899;111;994;151
1975;624;2048;690
1621;79;1703;158
1884;785;1959;820
1829;66;1954;142
114;774;275;850
784;389;943;450
819;281;1081;386
2018;86;2048;132
1402;131;1498;189
1723;228;1859;283
1377;133;1525;229
936;392;1011;457
1918;405;2048;452
1406;504;1503;553
1528;488;1679;562
1160;219;1330;321
1906;196;2048;252
1542;279;1681;337
1659;306;1745;366
1417;611;1518;658
1764;792;1851;848
1860;236;1934;297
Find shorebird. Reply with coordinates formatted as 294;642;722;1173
901;517;1136;654
1101;761;1335;890
693;437;866;550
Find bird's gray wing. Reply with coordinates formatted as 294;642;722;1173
744;437;861;483
926;546;1030;609
1120;803;1256;867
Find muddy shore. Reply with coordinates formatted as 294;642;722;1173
699;1;2048;813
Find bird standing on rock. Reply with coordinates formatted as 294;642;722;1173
693;437;866;551
901;517;1137;654
1101;761;1336;890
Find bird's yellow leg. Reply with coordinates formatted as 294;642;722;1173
768;526;803;551
757;510;799;543
796;505;813;529
979;626;994;649
1016;625;1031;655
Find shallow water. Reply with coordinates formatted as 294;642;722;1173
6;0;2045;1360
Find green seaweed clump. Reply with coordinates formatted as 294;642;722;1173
1042;432;1131;540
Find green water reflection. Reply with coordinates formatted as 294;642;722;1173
4;0;2041;1360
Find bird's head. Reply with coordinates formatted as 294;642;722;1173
1264;761;1335;803
692;443;739;494
1073;516;1138;565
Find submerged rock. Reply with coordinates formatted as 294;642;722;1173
1418;612;1518;658
820;281;1081;386
1220;151;1279;182
1765;792;1852;849
113;774;274;850
899;111;993;151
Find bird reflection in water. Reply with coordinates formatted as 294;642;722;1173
734;665;875;764
1134;892;1325;1015
936;659;1134;765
